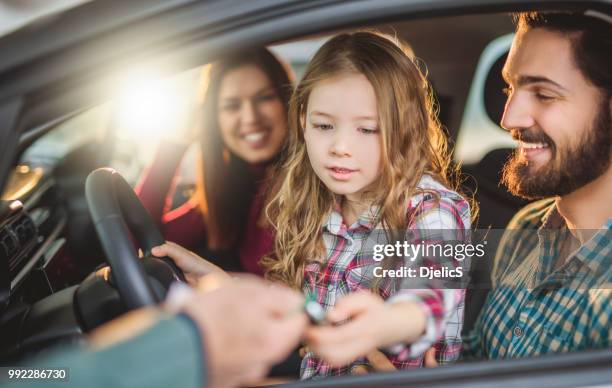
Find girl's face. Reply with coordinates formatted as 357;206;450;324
217;64;287;164
304;73;382;202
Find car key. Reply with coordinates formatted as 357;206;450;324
304;292;327;325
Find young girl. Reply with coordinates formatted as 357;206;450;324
153;31;471;379
260;31;471;378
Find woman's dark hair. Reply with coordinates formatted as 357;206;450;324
514;11;612;98
196;47;293;249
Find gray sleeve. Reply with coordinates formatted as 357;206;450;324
2;314;206;388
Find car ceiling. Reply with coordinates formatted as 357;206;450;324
0;0;609;195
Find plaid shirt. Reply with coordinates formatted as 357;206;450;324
301;175;471;379
463;199;611;360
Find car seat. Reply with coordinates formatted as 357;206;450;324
461;51;528;334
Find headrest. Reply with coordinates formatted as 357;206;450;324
483;51;509;126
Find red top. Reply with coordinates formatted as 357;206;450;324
135;141;273;276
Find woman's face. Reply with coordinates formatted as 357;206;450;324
217;64;287;164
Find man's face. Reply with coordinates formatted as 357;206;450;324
500;28;611;199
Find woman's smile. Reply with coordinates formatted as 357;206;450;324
238;127;271;148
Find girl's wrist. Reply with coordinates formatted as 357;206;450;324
379;301;426;347
369;305;403;347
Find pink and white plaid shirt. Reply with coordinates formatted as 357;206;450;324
301;175;470;379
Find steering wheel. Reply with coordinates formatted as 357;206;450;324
85;168;185;310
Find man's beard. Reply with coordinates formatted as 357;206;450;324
501;101;611;200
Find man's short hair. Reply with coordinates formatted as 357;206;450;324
513;11;612;97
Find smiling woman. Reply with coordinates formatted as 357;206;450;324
135;47;294;276
217;64;288;164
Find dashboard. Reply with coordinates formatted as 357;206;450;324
0;165;70;331
0;161;136;362
0;200;38;308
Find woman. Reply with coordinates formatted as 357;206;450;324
137;47;293;277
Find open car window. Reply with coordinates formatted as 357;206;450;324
14;39;325;191
19;104;110;172
0;2;610;387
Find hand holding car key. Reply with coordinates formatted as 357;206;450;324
302;292;396;372
304;292;328;325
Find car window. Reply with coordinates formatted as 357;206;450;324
18;70;201;186
4;6;609;386
270;38;327;79
17;30;511;194
19;104;110;171
18;46;312;191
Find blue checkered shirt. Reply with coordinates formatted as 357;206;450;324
463;199;611;359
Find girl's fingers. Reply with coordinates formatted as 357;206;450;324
365;350;396;371
326;292;381;323
308;328;374;366
307;317;371;349
424;347;438;368
306;302;384;366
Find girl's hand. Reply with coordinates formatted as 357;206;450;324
305;291;426;367
424;347;439;367
305;291;389;366
151;241;229;286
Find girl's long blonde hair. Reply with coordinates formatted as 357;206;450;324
261;31;466;289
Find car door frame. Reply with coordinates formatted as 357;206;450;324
1;0;610;192
0;0;610;385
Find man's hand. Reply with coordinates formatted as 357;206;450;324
152;241;229;286
183;275;308;388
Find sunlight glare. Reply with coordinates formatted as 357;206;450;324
115;72;190;142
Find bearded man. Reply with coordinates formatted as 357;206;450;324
462;11;611;359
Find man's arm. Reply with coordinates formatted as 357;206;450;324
3;313;204;388
2;274;307;388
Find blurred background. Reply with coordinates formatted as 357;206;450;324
4;0;516;211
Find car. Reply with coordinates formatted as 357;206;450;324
0;0;610;387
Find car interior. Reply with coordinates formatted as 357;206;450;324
0;1;610;386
